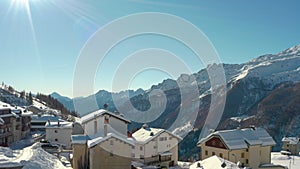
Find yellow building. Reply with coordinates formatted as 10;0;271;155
197;127;285;169
71;133;134;169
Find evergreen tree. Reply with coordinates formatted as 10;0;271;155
28;92;33;105
20;90;26;98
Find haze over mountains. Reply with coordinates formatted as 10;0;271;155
51;44;300;160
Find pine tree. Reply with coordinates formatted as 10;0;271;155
28;92;33;105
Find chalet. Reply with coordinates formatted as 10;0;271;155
197;127;285;169
281;137;300;155
132;124;182;167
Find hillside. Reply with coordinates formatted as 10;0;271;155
0;84;76;117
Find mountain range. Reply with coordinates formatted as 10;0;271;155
51;44;300;160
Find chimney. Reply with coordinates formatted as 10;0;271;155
142;124;149;129
209;129;215;133
127;131;132;138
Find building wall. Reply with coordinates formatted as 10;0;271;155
260;146;272;164
83;115;128;137
72;122;84;135
46;127;73;148
282;141;300;155
200;142;273;169
89;137;132;169
12;118;22;142
109;116;128;135
0;116;14;146
134;131;180;166
72;144;88;169
83;116;104;136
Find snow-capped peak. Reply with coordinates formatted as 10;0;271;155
278;44;300;56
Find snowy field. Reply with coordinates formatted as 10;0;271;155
271;152;300;169
0;143;70;169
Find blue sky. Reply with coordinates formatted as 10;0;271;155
0;0;299;97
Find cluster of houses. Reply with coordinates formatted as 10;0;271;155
69;109;182;169
0;101;32;146
1;99;300;169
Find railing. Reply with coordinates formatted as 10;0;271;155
140;155;172;165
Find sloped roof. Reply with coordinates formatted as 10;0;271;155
132;127;182;144
198;127;276;150
45;121;73;129
190;155;237;169
71;135;89;144
282;137;299;144
80;109;130;124
88;133;134;148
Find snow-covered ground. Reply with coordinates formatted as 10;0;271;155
271;152;300;169
0;143;70;169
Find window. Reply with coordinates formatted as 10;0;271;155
110;151;114;156
159;137;164;141
205;150;208;155
241;153;245;158
140;155;144;159
110;140;114;145
94;121;97;134
246;159;249;164
54;130;58;133
212;152;215;156
219;153;223;158
246;149;248;152
154;146;157;149
169;137;173;140
140;146;143;151
55;138;58;141
131;153;135;158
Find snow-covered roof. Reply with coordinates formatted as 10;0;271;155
31;114;63;122
71;135;89;144
80;109;130;124
190;155;238;169
198;127;276;150
132;127;182;144
88;132;134;148
45;121;73;129
282;137;299;144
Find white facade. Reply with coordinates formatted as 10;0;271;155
45;121;73;149
132;126;182;165
80;109;130;137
